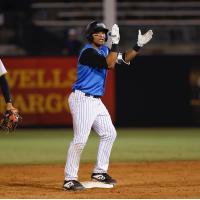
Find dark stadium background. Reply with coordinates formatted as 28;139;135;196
0;0;200;127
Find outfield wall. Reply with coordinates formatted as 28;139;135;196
0;55;199;127
116;55;198;126
0;57;115;126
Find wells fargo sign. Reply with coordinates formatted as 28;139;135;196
0;57;115;126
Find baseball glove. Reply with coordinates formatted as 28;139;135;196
0;110;22;132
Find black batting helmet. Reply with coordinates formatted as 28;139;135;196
85;21;109;42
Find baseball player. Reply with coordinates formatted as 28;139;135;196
63;21;153;191
0;59;17;111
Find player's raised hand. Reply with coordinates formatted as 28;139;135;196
137;29;153;47
110;24;120;44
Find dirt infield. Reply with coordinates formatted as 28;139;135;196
0;161;200;198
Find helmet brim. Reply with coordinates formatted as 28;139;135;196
93;27;109;34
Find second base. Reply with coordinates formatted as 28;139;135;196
81;181;114;189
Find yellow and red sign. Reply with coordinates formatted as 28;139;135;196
0;57;115;126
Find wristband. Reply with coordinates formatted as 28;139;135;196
133;44;141;52
111;44;119;52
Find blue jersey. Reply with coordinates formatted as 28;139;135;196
72;44;109;96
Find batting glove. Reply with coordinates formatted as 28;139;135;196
137;29;153;47
110;24;120;44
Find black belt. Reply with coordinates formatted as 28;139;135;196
72;90;101;99
85;93;101;98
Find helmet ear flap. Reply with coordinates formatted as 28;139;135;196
105;34;108;42
86;35;93;42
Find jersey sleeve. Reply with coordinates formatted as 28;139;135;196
0;74;12;103
79;48;108;69
0;59;7;77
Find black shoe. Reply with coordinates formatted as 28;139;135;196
91;173;117;185
63;180;85;191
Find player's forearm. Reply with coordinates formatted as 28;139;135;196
106;44;119;68
124;49;139;63
106;52;118;68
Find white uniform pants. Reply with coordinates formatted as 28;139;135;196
64;90;117;180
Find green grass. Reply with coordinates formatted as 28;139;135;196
0;128;200;165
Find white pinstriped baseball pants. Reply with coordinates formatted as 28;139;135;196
64;90;117;181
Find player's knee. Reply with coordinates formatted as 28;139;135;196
111;128;117;141
104;127;117;142
71;141;86;152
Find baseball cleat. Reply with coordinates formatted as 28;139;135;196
91;173;117;185
63;180;85;191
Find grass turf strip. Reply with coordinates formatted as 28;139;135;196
0;128;200;164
